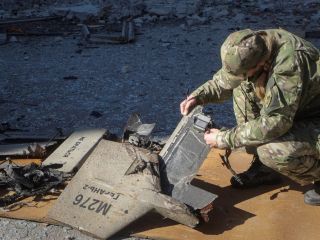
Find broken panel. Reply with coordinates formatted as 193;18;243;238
43;129;106;173
160;106;218;212
49;140;198;239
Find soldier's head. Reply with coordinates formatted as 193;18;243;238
219;29;269;89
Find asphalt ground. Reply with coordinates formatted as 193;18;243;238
1;1;320;239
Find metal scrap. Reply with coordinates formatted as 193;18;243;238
122;112;164;152
0;162;72;207
0;142;56;159
159;106;218;221
81;19;135;45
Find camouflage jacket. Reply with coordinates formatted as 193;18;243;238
191;29;320;149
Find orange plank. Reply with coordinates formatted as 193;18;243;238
1;151;319;240
130;149;319;240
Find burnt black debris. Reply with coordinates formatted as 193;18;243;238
0;162;72;207
122;112;164;152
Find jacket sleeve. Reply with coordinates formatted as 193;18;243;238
218;51;303;148
190;69;233;104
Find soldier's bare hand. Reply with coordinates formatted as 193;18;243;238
204;128;220;148
180;96;197;116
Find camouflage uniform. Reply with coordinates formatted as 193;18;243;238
190;29;320;184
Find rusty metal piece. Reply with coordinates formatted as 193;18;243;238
199;203;214;223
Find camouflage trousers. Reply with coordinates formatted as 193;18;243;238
233;82;320;185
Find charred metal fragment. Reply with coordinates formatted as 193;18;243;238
48;107;218;238
0;162;72;207
122;113;162;151
159;106;218;221
49;140;199;239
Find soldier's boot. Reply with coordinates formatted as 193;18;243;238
230;155;282;188
304;181;320;206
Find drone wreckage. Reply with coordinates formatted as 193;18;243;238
0;106;218;239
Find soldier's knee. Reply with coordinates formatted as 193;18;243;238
257;143;291;171
257;145;278;170
257;142;320;184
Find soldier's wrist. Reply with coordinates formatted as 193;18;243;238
215;131;230;149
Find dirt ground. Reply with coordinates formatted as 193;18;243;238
1;1;320;239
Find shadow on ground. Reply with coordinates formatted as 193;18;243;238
116;175;311;238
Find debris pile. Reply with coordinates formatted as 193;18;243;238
0;162;71;207
122;113;163;152
1;0;320;47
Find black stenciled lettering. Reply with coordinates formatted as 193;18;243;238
79;197;91;208
104;191;120;200
93;187;100;193
63;137;85;157
96;202;112;216
99;189;105;195
113;194;120;200
83;184;89;190
88;199;100;211
73;194;83;205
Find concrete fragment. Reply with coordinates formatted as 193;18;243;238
51;4;100;22
43;129;106;173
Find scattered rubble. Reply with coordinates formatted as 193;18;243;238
0;162;71;207
50;4;100;22
80;20;136;45
1;1;320;239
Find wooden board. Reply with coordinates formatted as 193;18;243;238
1;150;320;240
128;149;319;240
